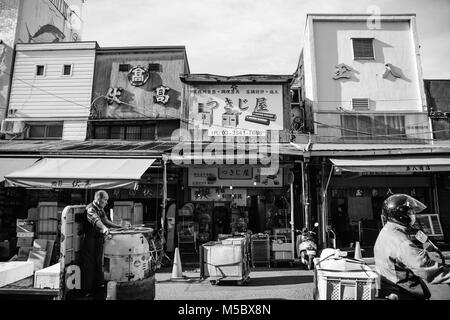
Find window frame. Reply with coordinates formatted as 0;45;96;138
61;64;73;77
26;122;64;140
351;38;375;60
35;64;46;77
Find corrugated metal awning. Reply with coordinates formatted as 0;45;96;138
5;158;157;189
330;156;450;173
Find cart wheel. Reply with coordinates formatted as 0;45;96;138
210;280;218;285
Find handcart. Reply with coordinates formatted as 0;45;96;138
270;235;294;267
250;233;270;268
200;236;251;285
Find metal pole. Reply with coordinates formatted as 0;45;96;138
301;160;310;230
290;180;295;259
161;157;168;246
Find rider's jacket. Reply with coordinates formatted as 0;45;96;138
374;221;450;299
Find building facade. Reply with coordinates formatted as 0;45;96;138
4;41;97;140
0;0;84;124
294;14;450;248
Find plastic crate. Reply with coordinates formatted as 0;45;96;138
315;259;378;300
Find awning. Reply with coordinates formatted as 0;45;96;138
5;158;157;189
330;156;450;173
0;158;40;182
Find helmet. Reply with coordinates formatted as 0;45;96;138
382;194;426;226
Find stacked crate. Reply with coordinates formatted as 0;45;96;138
16;219;35;260
36;202;60;241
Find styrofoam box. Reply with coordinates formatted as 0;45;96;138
34;263;60;289
272;242;291;251
0;261;34;287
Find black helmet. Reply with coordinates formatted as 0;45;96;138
382;194;426;226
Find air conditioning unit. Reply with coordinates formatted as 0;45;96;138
0;119;26;134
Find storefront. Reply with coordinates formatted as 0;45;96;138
322;155;450;248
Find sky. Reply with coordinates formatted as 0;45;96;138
81;0;450;78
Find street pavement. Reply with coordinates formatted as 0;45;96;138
155;267;314;300
154;256;450;300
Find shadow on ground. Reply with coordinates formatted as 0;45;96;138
215;275;313;287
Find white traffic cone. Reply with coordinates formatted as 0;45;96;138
171;247;184;281
354;241;363;260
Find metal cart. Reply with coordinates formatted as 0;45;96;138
250;233;270;268
200;236;251;285
270;235;294;267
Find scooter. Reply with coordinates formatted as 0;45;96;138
296;222;319;270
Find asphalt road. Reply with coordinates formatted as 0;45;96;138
155;268;314;300
155;259;450;300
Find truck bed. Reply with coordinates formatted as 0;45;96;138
0;276;59;298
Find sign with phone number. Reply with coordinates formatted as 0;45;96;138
208;128;266;137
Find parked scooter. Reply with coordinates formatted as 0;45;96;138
296;222;319;270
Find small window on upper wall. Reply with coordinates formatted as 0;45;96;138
352;38;375;60
119;64;130;72
62;64;72;76
36;65;45;76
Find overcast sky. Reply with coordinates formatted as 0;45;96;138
82;0;450;78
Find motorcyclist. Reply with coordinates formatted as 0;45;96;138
374;194;450;300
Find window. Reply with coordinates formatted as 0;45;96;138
62;64;72;76
352;38;375;60
148;63;162;72
36;65;45;76
341;114;405;140
119;64;130;72
27;123;63;139
92;121;179;140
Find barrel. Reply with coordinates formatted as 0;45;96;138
103;228;154;282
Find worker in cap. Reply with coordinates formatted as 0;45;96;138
374;194;450;300
80;190;121;299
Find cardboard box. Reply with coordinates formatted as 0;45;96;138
16;219;35;233
229;114;239;127
199;112;213;126
17;237;34;248
34;263;60;289
0;261;34;287
17;232;34;238
222;114;230;127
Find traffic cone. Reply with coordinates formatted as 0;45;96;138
354;241;363;260
171;247;185;281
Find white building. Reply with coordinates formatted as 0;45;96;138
298;14;431;143
3;41;97;140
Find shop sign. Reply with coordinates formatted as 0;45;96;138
153;85;170;105
128;65;150;86
406;165;431;172
104;87;123;105
188;167;283;187
51;179;92;188
191;188;247;206
188;84;284;136
218;167;253;180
